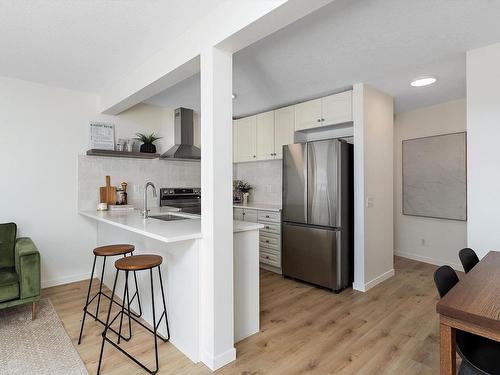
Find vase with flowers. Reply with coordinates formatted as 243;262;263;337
236;180;253;205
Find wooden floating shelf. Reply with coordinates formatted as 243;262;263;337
86;149;160;159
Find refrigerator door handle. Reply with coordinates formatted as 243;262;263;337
336;143;342;226
307;147;314;223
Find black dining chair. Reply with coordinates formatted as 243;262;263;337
434;266;500;375
459;248;480;274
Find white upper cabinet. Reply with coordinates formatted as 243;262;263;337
294;90;353;131
232;90;350;162
234;115;257;162
274;105;295;159
256;111;275;160
234;108;294;163
321;91;352;125
294;98;322;131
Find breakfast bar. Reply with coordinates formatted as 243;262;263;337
80;208;262;364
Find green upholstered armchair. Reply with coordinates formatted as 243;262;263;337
0;223;41;319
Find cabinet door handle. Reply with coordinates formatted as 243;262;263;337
321;118;325;122
317;119;321;122
266;215;270;218
265;226;270;229
242;212;245;216
253;155;256;158
265;240;270;243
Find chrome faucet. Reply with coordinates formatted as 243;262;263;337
142;182;157;219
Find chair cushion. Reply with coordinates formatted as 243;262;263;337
0;267;19;302
0;223;16;268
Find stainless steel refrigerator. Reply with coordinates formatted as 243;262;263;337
282;139;353;292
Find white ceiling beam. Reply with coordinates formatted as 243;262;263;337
99;0;335;115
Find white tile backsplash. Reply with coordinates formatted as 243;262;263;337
233;160;282;205
78;155;200;210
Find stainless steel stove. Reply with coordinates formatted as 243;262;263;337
159;188;201;214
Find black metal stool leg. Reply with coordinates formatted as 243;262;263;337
131;270;143;317
97;269;119;375
78;255;96;345
157;266;170;340
126;271;133;340
150;268;159;374
117;270;129;345
95;256;107;321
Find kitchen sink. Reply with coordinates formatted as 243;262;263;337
149;214;189;221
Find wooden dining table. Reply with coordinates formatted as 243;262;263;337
436;251;500;374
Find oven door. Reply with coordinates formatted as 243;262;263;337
161;195;201;214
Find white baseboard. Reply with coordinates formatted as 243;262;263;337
395;250;464;272
200;347;236;371
353;268;395;292
41;272;89;289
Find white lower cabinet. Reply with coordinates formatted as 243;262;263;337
234;207;282;273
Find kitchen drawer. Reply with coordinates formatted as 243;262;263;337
259;231;280;242
258;210;281;223
260;249;281;268
260;222;281;235
260;234;280;251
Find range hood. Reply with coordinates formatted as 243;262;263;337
160;107;200;161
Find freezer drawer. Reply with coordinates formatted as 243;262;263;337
282;222;340;290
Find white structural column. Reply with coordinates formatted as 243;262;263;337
199;46;235;370
467;42;500;258
352;83;394;292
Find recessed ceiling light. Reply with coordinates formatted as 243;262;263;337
232;93;237;99
410;76;437;87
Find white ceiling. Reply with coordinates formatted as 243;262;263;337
0;0;224;92
145;0;500;115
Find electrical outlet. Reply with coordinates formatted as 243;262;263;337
366;196;374;208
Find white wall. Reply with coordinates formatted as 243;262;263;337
353;83;394;291
394;99;467;270
467;42;500;258
0;76;184;287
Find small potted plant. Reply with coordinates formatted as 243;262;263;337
236;180;253;205
135;132;162;153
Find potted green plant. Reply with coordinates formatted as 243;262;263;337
236;181;253;205
135;132;162;153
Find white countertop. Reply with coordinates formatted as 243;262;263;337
80;207;262;244
233;202;282;212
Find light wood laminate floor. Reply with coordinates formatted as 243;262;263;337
43;257;440;374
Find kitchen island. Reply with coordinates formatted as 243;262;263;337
80;208;262;365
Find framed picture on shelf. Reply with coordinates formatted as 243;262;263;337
89;121;115;150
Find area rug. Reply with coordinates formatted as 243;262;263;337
0;298;88;375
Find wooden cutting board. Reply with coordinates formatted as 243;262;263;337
99;175;116;204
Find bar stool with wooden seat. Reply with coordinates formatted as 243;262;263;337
97;254;170;375
78;244;143;345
